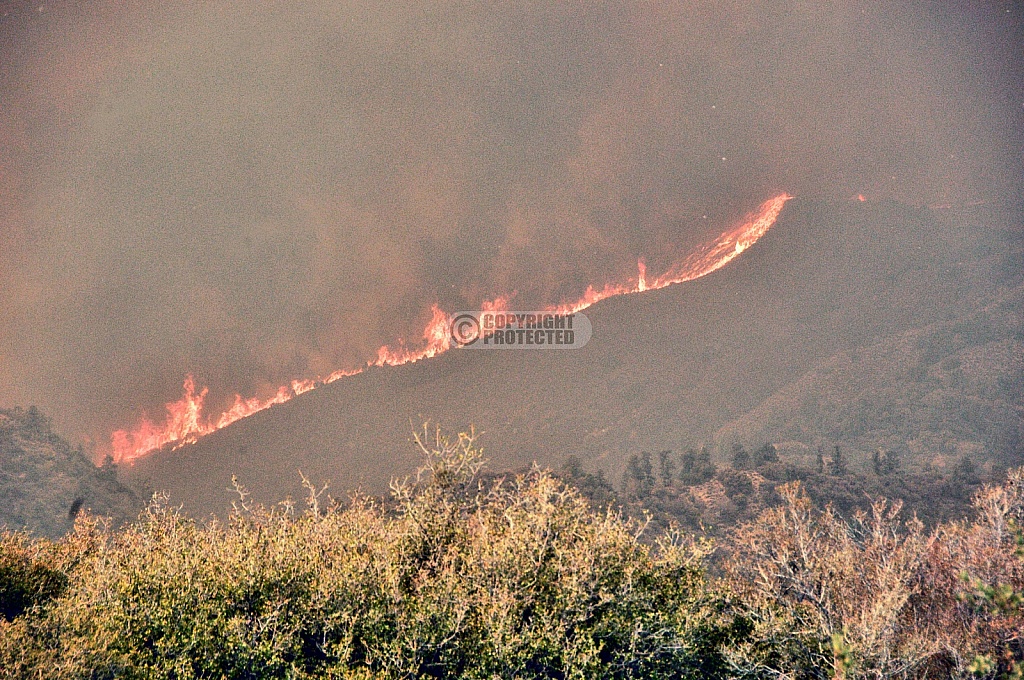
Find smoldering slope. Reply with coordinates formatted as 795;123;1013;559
0;1;1020;453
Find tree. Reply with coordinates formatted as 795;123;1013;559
560;455;617;509
873;448;900;476
656;450;675;486
753;442;778;466
953;454;981;486
623;451;655;499
731;443;751;470
831;445;848;476
23;406;50;437
883;449;900;475
816;446;825;474
679;448;716;486
563;454;585;479
97;454;118;482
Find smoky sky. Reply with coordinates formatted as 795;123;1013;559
0;0;1021;451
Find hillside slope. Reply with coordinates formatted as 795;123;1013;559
714;286;1024;474
123;201;1020;516
1;408;141;537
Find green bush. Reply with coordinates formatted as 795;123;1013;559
5;427;1019;679
0;427;742;679
0;533;69;622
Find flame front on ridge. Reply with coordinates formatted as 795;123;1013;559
110;193;792;463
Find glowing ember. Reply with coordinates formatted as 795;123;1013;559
110;193;792;463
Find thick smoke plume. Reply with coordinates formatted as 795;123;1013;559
0;1;1020;453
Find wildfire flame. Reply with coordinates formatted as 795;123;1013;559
546;193;791;315
110;193;792;463
372;304;452;367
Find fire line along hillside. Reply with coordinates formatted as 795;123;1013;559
122;200;1022;519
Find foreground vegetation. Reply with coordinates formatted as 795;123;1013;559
1;428;1022;679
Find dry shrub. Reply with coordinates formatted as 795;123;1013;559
3;428;1020;680
912;471;1024;678
724;470;1024;679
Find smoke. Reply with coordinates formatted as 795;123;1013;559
0;0;1021;451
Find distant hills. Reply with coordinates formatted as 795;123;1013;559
122;199;1022;518
715;285;1024;474
0;407;141;537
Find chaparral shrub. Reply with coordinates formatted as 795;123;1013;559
3;424;1021;680
723;470;1024;679
0;426;742;679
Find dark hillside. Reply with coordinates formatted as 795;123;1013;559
123;201;1020;517
715;285;1024;474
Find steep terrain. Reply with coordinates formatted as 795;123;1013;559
0;408;141;537
714;286;1024;474
122;200;1021;516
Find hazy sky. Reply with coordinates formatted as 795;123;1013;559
0;0;1021;449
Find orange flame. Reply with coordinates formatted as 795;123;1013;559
322;367;363;385
110;193;792;463
548;193;792;314
481;295;512;313
110;375;210;457
372;304;452;367
648;192;791;289
213;385;292;430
